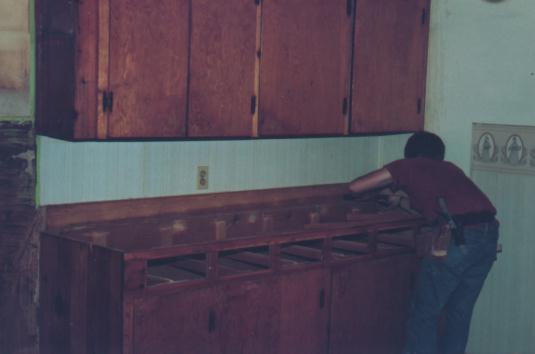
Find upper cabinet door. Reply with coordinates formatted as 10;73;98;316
351;0;430;133
259;0;353;136
104;0;190;138
188;0;258;138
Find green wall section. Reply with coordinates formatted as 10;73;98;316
38;136;385;205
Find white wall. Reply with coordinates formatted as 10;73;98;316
426;0;535;171
425;1;535;353
38;136;383;205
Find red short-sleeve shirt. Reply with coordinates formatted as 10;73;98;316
384;158;496;221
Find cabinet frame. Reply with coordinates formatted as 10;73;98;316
39;184;424;354
36;0;431;140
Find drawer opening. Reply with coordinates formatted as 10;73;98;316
218;246;271;276
147;254;207;286
280;239;324;266
376;227;415;248
331;233;370;258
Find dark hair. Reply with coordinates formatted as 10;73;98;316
404;131;445;161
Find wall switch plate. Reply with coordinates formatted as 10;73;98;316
197;166;209;190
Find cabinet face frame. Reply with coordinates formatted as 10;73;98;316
350;0;430;133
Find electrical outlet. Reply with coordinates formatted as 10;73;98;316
197;166;209;190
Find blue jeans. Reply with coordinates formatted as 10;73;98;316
405;220;499;354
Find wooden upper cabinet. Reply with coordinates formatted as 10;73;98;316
188;0;258;138
351;0;430;134
36;0;431;140
36;0;190;140
258;0;353;136
105;0;189;138
36;0;79;139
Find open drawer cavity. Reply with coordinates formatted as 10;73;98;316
218;246;271;277
376;227;415;249
331;233;371;259
147;254;207;286
279;239;324;267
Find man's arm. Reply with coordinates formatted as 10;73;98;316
348;168;394;194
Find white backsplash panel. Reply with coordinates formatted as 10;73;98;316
472;123;535;176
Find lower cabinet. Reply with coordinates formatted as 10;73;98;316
134;286;220;354
131;256;415;354
278;270;330;354
40;222;420;354
132;269;330;354
329;253;416;354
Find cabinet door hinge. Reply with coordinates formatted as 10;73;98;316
109;91;114;112
421;8;427;25
102;92;109;112
254;0;261;5
346;0;354;17
417;98;422;115
251;95;257;115
342;97;349;115
102;91;114;113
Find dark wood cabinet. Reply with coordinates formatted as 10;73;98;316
278;269;330;354
39;185;423;354
36;0;430;140
258;0;352;136
330;253;416;354
106;0;190;138
133;286;219;354
36;0;190;140
351;0;430;133
187;0;258;138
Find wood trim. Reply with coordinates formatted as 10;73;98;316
97;0;110;139
252;1;262;137
45;183;350;229
74;0;99;139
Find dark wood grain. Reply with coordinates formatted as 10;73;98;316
351;0;430;133
40;186;424;354
329;253;416;354
36;31;76;138
107;0;189;138
39;235;124;354
188;0;257;137
35;0;99;139
133;287;219;354
35;0;75;34
45;183;349;228
259;0;352;136
87;246;124;354
0;121;39;354
73;0;99;138
216;278;280;354
278;270;330;354
39;235;89;354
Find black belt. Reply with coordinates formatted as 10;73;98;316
453;212;495;227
